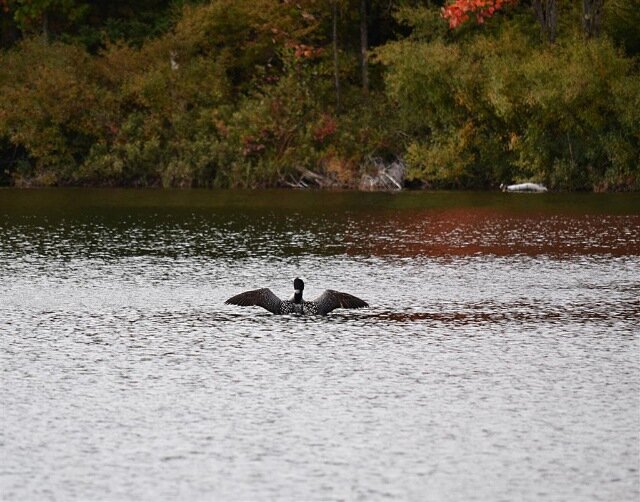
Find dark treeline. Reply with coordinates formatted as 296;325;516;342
0;0;638;190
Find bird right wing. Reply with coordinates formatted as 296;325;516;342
313;290;369;315
225;288;282;314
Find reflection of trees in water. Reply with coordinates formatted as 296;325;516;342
343;209;640;257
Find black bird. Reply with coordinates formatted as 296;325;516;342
225;278;368;315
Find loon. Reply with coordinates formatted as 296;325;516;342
225;278;368;315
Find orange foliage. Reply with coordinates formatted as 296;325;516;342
442;0;517;29
285;41;324;60
312;114;337;143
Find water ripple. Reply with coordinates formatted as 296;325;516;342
1;190;639;501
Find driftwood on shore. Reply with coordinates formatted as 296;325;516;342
282;168;335;188
283;158;406;191
359;158;405;191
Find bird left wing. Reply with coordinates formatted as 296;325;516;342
225;288;282;314
313;290;369;315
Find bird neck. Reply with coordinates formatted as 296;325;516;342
293;291;303;304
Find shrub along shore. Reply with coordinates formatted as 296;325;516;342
1;1;638;191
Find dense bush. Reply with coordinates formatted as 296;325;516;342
377;23;640;190
0;1;395;188
0;39;102;184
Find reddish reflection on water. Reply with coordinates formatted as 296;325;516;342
346;208;640;257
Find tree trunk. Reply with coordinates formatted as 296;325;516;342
42;10;50;43
533;0;557;43
332;0;341;110
360;0;369;94
1;17;20;47
582;0;605;38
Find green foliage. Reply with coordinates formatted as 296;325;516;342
0;1;395;187
209;50;396;188
7;0;89;35
604;0;640;56
377;14;640;190
0;39;101;184
507;39;639;190
1;0;180;49
393;3;449;42
0;0;638;190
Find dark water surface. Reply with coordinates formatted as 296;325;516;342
1;189;639;501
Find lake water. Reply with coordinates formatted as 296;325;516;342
1;189;639;501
